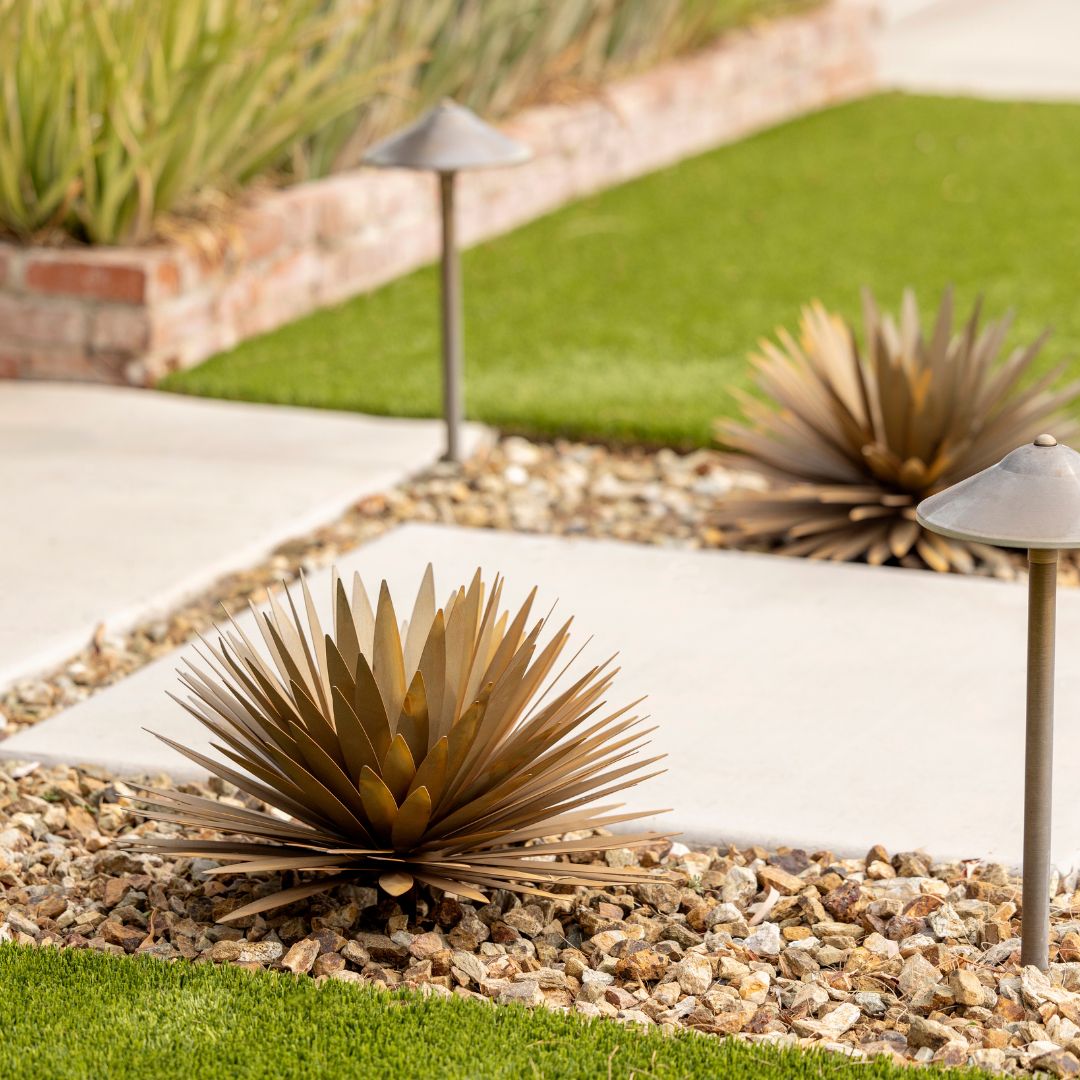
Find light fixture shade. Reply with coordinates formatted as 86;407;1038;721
917;436;1080;549
361;99;531;173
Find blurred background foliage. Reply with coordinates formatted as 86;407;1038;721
0;0;813;244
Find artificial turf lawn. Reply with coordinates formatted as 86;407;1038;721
163;93;1080;448
0;945;990;1080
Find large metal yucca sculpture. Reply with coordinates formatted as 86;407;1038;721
715;289;1080;571
131;569;667;921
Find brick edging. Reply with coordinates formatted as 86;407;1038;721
0;2;877;385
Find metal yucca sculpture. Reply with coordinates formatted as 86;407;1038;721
130;568;667;921
714;289;1080;572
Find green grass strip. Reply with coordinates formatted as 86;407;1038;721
164;92;1080;448
1;944;989;1079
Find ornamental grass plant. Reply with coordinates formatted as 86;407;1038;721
0;0;811;243
0;0;401;244
304;0;817;176
129;568;667;919
715;289;1080;573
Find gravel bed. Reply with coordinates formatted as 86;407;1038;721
5;760;1080;1075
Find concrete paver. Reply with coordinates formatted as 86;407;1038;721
875;0;1080;101
1;384;485;687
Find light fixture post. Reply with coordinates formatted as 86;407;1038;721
361;100;531;466
438;172;463;462
917;431;1080;972
1022;547;1057;969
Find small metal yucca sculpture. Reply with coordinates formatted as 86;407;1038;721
715;289;1080;572
132;568;667;921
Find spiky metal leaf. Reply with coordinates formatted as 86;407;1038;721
714;289;1080;572
127;568;669;920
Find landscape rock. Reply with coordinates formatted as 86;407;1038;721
738;970;770;1004
899;952;941;998
282;938;320;975
1033;1048;1080;1078
928;903;970;941
238;941;284;965
100;921;145;953
615;947;668;983
758;865;804;896
950;968;985;1007
907;1016;960;1051
721;865;758;906
817;1003;861;1039
497;980;544;1008
674;954;712;996
744;922;781;957
503;906;545;939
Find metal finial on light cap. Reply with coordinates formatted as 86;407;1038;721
1035;433;1058;447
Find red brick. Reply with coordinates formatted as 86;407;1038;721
25;258;147;303
7;345;107;381
153;258;181;299
231;209;287;263
316;186;368;242
91;306;151;353
218;252;318;339
272;187;321;248
0;351;25;378
0;294;88;346
149;293;224;357
88;350;135;382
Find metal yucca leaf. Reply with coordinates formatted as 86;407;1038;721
128;567;669;921
714;288;1080;572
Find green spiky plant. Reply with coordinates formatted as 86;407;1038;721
714;289;1080;573
128;568;668;920
0;0;812;242
305;0;818;175
0;0;402;243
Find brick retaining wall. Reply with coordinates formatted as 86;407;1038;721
0;2;877;385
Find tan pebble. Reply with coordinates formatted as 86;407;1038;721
949;968;984;1007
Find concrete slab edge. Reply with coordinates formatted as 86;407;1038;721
0;421;494;690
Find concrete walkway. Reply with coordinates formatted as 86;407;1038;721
875;0;1080;101
5;522;1079;869
0;385;485;688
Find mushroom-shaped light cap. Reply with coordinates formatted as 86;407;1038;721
916;435;1080;549
362;99;531;173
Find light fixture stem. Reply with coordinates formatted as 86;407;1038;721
439;171;463;463
1022;547;1057;969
